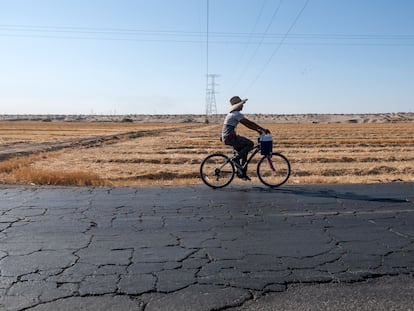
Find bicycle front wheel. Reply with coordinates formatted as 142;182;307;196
257;152;291;188
200;153;235;189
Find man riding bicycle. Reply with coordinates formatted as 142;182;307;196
221;96;270;180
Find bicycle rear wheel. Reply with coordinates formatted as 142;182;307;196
257;152;291;188
200;153;235;188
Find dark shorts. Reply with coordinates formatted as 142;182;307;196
222;133;254;154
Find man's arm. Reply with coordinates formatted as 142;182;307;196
240;118;269;134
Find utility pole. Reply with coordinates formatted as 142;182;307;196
204;0;220;123
205;74;219;123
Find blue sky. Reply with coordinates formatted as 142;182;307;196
1;0;413;115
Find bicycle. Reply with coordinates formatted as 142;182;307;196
200;135;291;189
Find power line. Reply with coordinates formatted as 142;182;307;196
1;24;414;45
2;24;414;39
2;33;414;47
229;0;268;81
206;0;209;83
231;0;284;90
246;0;310;92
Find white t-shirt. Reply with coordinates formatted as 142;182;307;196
223;111;244;127
222;111;244;137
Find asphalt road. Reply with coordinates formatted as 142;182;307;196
0;182;413;310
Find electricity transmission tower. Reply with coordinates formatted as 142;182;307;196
205;74;219;123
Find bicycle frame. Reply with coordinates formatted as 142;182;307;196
231;142;278;176
233;144;261;170
200;140;290;188
214;145;261;175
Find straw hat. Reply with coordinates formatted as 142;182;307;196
229;96;248;112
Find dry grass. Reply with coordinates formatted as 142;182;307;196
0;120;413;186
274;123;414;184
0;156;33;174
0;153;106;186
13;167;105;186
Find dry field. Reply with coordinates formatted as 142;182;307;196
0;120;413;186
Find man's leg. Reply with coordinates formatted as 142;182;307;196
234;136;254;166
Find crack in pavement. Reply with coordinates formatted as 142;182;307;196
0;183;413;310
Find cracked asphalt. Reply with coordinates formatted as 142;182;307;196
0;182;413;310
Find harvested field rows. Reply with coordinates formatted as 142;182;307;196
0;121;413;186
0;121;189;146
275;123;414;184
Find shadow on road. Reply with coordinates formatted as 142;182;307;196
231;184;412;204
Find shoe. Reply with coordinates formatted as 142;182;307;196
236;170;251;181
241;174;251;181
237;174;251;181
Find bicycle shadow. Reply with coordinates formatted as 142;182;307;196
246;185;411;204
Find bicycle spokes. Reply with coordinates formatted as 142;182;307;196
257;152;291;187
200;153;235;188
